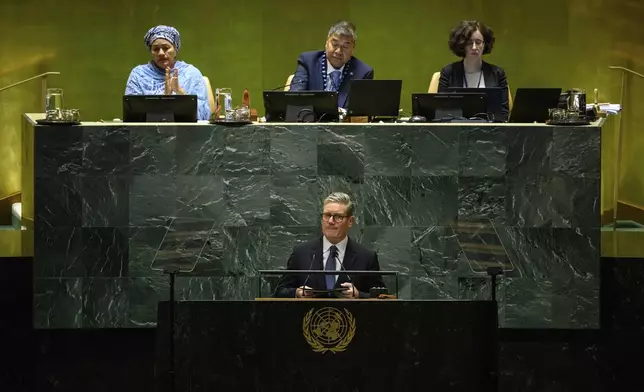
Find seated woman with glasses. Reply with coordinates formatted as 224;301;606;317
438;20;509;121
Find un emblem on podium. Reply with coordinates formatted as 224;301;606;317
302;307;356;354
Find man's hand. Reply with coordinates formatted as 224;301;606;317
164;68;186;95
340;282;359;299
296;286;314;298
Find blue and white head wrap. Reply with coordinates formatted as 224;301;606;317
144;25;181;52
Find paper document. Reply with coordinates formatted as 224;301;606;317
586;103;622;114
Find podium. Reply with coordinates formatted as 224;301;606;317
155;300;498;392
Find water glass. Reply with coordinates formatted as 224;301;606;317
45;110;61;121
216;88;233;121
62;109;80;123
548;108;566;121
234;106;250;122
45;88;64;114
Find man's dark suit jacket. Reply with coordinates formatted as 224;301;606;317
289;50;374;109
438;60;510;121
274;236;385;299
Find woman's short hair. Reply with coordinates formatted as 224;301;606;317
448;20;495;57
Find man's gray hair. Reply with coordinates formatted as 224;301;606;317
323;192;354;216
328;20;357;41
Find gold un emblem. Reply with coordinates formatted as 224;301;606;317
302;307;356;354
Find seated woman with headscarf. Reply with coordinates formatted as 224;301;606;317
125;25;211;121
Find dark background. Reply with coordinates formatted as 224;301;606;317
2;256;643;391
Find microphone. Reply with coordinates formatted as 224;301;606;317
299;253;317;296
269;79;306;91
336;255;352;284
272;252;316;298
336;255;356;297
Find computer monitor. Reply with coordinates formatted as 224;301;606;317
123;95;198;122
508;88;562;123
412;93;487;121
438;87;505;121
263;91;339;122
347;79;403;117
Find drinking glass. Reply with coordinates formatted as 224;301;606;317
216;88;233;120
45;88;64;113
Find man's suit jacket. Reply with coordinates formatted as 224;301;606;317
289;50;374;109
274;236;385;298
438;60;510;121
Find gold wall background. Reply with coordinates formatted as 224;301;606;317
1;0;643;240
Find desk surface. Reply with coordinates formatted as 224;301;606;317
25;112;606;128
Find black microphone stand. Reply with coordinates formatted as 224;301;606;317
486;266;503;303
486;266;503;391
270;79;305;91
163;266;180;392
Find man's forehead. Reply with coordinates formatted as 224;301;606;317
323;202;349;211
329;35;354;44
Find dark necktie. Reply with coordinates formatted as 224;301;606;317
329;70;341;91
325;245;338;290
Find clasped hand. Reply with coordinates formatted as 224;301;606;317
164;68;185;95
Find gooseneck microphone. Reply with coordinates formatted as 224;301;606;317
269;79;306;91
272;252;316;298
299;253;317;296
336;256;357;297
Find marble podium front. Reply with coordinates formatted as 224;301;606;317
23;115;601;329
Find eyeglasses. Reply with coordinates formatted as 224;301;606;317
328;39;353;52
322;213;349;222
466;39;484;47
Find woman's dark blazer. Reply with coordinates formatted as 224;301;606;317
438;60;509;121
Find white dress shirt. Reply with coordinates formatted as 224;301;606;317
322;235;348;282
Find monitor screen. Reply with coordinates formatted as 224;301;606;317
508;88;562;123
438;87;504;121
412;93;487;121
123;95;198;122
347;79;403;117
263;91;339;123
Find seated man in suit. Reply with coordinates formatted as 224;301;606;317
289;20;374;109
274;192;384;298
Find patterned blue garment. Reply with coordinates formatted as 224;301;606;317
144;25;181;51
125;25;210;121
125;61;211;121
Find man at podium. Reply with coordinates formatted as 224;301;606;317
274;192;385;298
